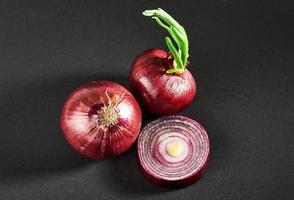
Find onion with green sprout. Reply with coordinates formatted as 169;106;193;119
129;8;196;115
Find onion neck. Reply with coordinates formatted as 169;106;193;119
143;8;189;74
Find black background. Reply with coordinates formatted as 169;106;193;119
0;0;293;199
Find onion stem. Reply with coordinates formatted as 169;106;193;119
143;8;189;74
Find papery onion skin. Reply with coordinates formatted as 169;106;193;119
60;81;142;159
137;115;209;187
129;49;196;116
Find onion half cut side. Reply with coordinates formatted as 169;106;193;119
137;115;210;187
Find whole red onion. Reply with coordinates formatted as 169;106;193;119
129;8;196;115
137;115;210;187
60;81;142;159
129;49;196;115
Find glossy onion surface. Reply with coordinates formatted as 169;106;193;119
61;81;142;159
129;49;196;115
137;115;209;187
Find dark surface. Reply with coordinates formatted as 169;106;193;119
0;0;293;199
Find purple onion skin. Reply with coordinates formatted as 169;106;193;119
129;49;196;116
137;156;210;188
137;115;210;188
60;81;142;159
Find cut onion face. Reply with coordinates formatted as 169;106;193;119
61;81;142;159
137;115;210;187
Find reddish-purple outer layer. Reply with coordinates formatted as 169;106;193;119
137;115;210;188
129;49;196;115
60;81;142;159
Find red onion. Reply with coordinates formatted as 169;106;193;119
137;115;210;187
129;9;196;115
60;81;142;159
129;49;196;115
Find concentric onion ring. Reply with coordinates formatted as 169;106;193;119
137;115;210;187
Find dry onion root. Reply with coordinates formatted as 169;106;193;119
137;115;210;187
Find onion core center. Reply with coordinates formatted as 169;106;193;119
166;141;184;157
157;135;189;163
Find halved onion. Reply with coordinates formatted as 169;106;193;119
137;115;210;187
